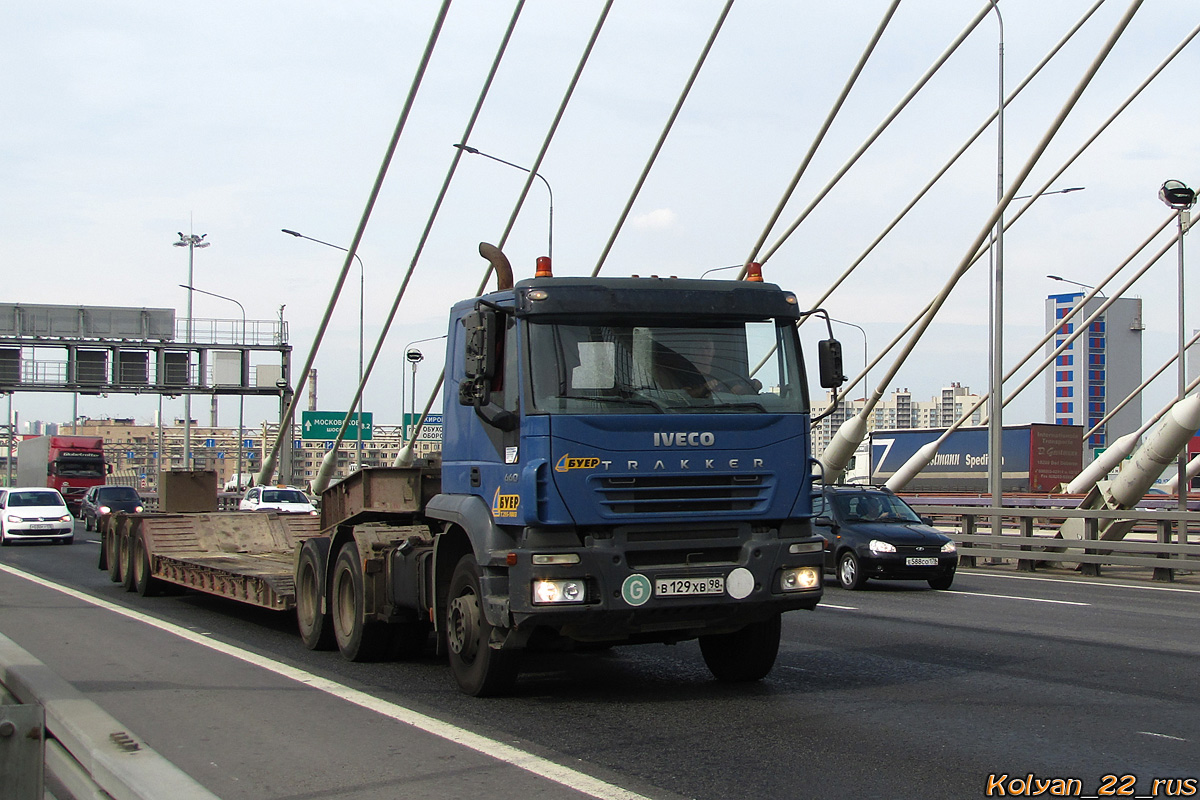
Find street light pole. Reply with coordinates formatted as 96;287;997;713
400;335;444;446
1159;180;1196;513
281;229;365;464
453;144;554;260
987;0;1005;535
181;284;246;493
173;232;210;471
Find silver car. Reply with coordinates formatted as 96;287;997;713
0;487;75;545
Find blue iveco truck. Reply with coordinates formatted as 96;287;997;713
105;245;840;697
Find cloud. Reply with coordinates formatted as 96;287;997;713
631;208;677;230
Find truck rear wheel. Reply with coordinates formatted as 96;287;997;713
296;542;336;651
331;543;393;662
445;554;519;697
699;612;781;683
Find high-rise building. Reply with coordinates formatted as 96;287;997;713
812;384;984;455
1045;292;1143;452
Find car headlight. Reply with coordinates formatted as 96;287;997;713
779;566;820;592
941;540;957;553
99;505;111;514
59;515;73;523
6;515;23;524
532;579;586;605
869;539;897;554
134;505;144;513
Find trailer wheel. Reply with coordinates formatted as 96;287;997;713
445;554;519;697
106;529;124;583
133;534;162;597
296;542;336;651
699;612;781;683
331;543;393;662
120;530;136;592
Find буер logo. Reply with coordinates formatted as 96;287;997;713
555;454;601;472
492;487;520;518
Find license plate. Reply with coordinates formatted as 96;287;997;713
30;523;52;530
655;576;724;597
906;557;938;567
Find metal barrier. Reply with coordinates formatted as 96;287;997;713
910;504;1200;579
0;633;218;800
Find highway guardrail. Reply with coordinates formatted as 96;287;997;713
0;632;218;800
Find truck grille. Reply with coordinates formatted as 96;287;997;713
594;473;771;515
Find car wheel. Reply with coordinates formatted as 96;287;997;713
446;554;519;697
699;613;782;682
84;514;93;532
928;572;955;590
837;550;866;590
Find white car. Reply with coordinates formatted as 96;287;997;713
239;486;318;515
0;487;75;545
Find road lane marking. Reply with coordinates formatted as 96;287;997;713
816;603;859;610
943;590;1089;606
0;563;655;800
1137;731;1188;742
959;569;1200;595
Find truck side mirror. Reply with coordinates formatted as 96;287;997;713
818;338;845;389
463;308;497;380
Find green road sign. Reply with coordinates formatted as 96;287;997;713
301;410;373;440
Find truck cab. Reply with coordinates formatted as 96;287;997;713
428;274;827;693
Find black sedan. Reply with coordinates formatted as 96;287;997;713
813;486;958;590
79;485;145;531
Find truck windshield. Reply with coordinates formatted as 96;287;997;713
527;319;808;414
55;456;105;478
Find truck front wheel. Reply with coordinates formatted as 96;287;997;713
699;612;782;682
445;554;519;697
332;543;393;662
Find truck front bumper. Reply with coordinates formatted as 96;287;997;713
498;526;823;642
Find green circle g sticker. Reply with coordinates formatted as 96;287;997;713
621;574;652;606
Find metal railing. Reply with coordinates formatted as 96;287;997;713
0;633;218;800
909;503;1200;578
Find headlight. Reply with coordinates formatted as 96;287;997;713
532;579;586;605
6;515;22;524
869;539;896;554
779;567;820;592
134;505;144;513
941;540;957;553
99;505;111;514
59;515;73;523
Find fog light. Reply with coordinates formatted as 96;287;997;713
532;579;586;605
780;567;820;592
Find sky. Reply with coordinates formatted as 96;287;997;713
2;1;1197;435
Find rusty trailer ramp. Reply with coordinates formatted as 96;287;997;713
113;512;322;610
